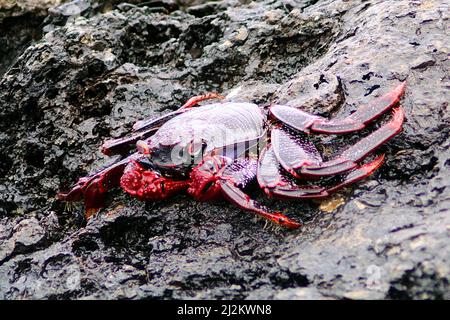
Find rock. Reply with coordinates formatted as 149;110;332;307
0;0;64;20
0;0;64;76
0;0;449;300
12;218;45;247
274;287;332;300
273;71;344;115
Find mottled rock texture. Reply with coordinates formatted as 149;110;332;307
0;0;448;299
0;0;63;76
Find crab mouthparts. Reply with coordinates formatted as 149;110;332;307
120;170;143;196
188;169;222;201
136;140;151;155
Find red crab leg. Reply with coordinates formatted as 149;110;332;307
300;106;404;177
311;82;406;134
325;154;384;194
271;106;404;178
258;145;312;192
270;82;406;134
58;153;142;217
131;109;186;133
103;93;225;156
102;111;184;156
270;104;323;133
271;126;322;178
218;158;302;229
258;145;385;199
179;92;224;110
271;124;357;177
340;106;405;162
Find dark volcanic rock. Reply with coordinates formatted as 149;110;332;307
0;0;449;299
0;0;65;77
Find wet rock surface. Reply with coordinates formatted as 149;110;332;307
0;0;449;299
0;0;64;77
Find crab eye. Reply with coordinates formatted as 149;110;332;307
202;160;215;173
201;181;215;194
137;140;150;154
188;141;202;156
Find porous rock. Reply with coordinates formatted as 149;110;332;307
0;0;448;299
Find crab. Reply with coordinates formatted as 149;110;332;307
58;82;406;229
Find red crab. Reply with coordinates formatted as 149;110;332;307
59;82;406;229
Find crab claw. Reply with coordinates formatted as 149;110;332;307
58;155;137;218
57;177;89;202
58;176;107;218
187;156;230;202
120;160;189;201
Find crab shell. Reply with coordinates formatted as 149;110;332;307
144;102;267;173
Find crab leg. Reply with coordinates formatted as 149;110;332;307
300;107;404;177
311;82;406;134
58;153;142;217
257;145;321;195
179;92;224;110
218;158;302;229
270;82;406;134
258;145;385;199
270;105;323;133
133;93;223;131
103;93;225;156
102;111;184;156
271;125;357;177
271;107;404;178
271;126;322;178
339;106;405;162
